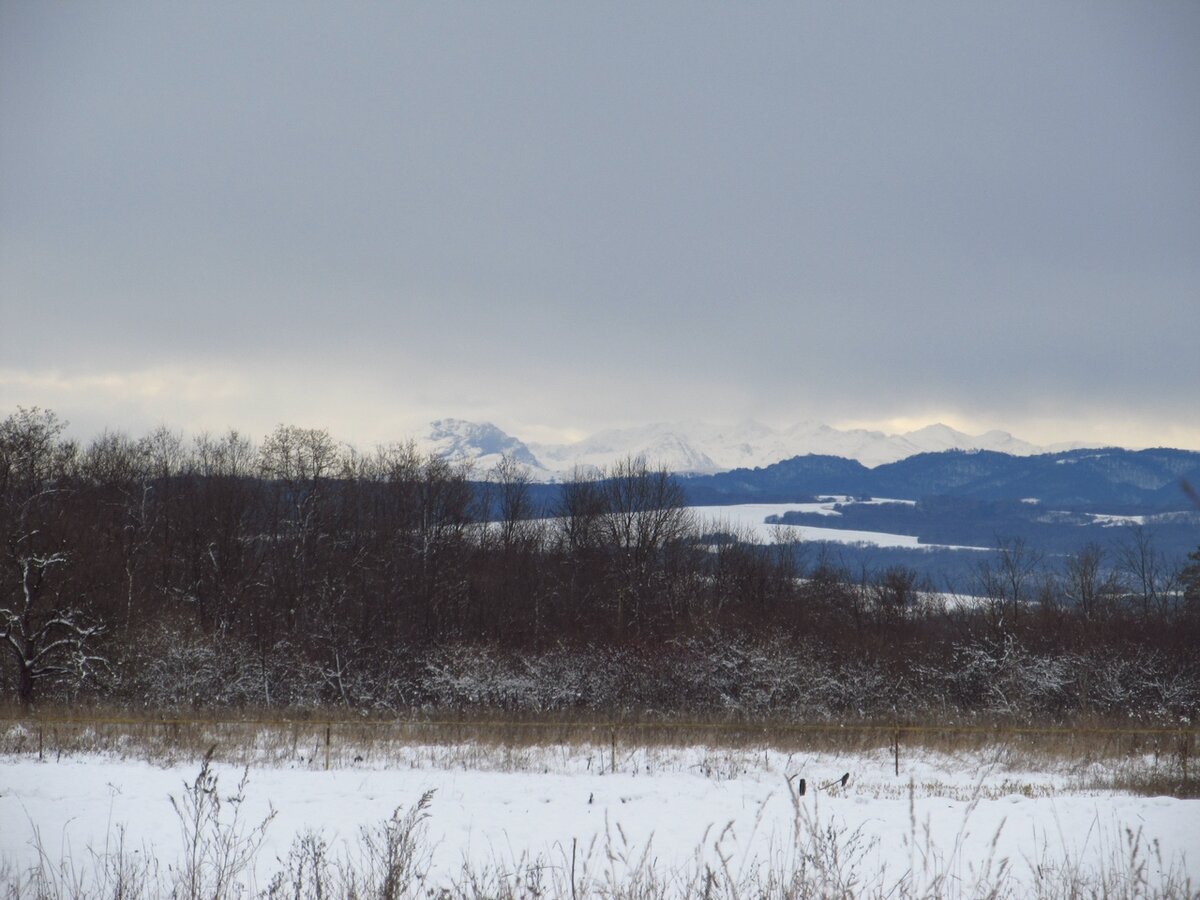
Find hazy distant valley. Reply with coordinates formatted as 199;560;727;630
425;419;1200;584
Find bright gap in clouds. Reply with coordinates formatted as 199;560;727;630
4;364;1199;454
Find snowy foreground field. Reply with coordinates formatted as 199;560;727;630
2;736;1198;898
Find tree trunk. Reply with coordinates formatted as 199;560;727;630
17;663;34;708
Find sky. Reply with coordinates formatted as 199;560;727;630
2;2;1198;450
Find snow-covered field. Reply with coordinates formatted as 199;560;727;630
691;501;986;550
2;740;1196;896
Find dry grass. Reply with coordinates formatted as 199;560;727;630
2;705;1197;798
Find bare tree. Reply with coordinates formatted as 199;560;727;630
1116;524;1179;618
82;430;154;627
871;565;921;616
596;457;694;635
1181;546;1200;610
557;466;605;555
183;430;263;632
402;454;476;640
1;551;106;706
194;429;257;479
975;536;1043;632
1062;542;1120;620
0;408;106;705
256;425;343;642
490;455;539;551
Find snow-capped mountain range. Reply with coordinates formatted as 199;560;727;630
420;418;1090;479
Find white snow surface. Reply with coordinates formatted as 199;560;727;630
523;500;976;550
2;745;1196;893
1087;512;1149;527
692;502;984;550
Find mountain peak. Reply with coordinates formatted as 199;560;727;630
420;418;1098;480
423;419;543;470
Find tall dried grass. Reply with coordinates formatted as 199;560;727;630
3;708;1196;798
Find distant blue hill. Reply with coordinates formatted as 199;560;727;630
681;447;1200;511
502;447;1200;581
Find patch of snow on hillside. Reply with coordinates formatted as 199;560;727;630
1087;512;1148;526
690;502;985;550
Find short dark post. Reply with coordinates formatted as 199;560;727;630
570;837;578;900
325;724;332;771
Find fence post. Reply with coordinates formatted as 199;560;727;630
38;726;43;762
1183;730;1190;786
325;724;331;771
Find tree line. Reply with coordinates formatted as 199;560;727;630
2;408;1198;712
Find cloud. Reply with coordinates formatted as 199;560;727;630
2;2;1197;447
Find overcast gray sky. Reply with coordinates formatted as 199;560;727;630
2;2;1198;449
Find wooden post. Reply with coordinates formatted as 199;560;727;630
38;726;43;762
325;724;331;771
610;727;616;776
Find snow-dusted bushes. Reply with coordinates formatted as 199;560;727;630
24;619;1198;723
918;639;1199;722
33;624;1199;723
116;625;318;710
416;635;1197;721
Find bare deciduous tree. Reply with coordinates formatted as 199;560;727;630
1062;542;1120;620
975;536;1043;632
597;457;694;635
1;551;106;705
1;408;106;705
1116;524;1179;617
